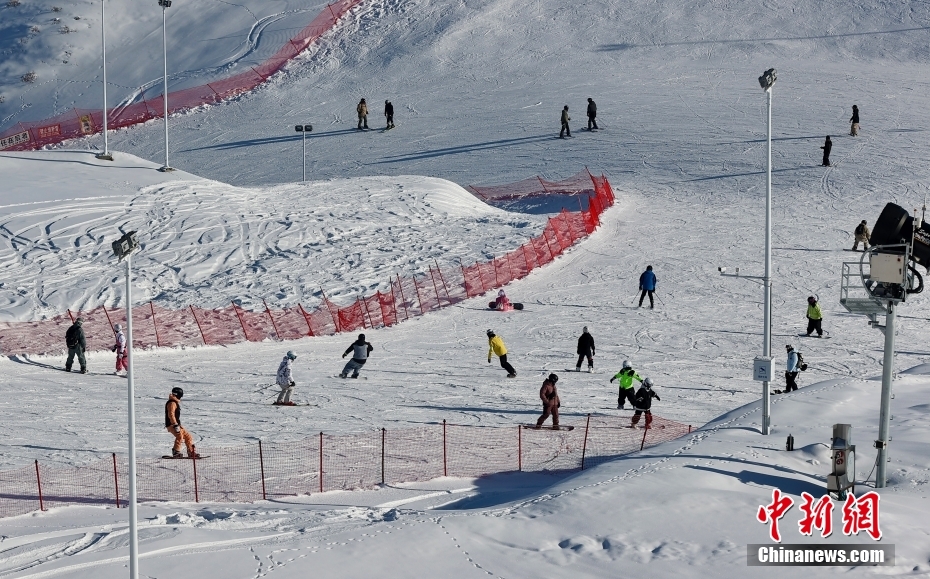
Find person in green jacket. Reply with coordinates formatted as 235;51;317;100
805;296;823;337
610;360;642;409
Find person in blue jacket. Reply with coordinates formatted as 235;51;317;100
639;265;657;309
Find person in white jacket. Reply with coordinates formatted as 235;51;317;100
275;351;297;405
112;324;128;375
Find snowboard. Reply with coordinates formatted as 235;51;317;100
334;375;368;380
522;425;575;431
488;302;524;310
161;455;209;460
797;333;831;339
271;402;314;406
564;368;599;373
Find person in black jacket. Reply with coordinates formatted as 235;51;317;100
384;100;394;129
586;98;598;131
340;333;373;378
821;136;832;166
575;326;595;372
64;318;87;373
849;105;859;136
630;377;660;428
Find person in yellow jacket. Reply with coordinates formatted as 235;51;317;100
487;329;516;377
805;296;824;337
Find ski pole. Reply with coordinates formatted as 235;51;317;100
655;292;666;306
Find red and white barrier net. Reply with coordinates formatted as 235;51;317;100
0;415;691;518
0;171;615;356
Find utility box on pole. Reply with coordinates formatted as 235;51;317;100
753;356;773;382
827;423;856;499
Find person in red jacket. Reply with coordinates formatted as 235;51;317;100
535;373;561;429
165;387;199;458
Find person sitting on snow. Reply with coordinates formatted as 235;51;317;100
495;289;514;311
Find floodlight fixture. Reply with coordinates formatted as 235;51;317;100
158;0;171;7
111;231;139;261
759;68;777;91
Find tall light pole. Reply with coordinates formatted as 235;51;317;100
112;231;140;579
759;68;777;435
294;124;312;181
158;0;173;172
96;0;113;161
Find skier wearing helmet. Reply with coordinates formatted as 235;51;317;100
341;334;373;378
535;373;561;429
805;296;824;337
630;377;661;428
575;326;595;372
165;387;199;458
610;360;642;409
111;323;128;375
274;351;298;405
494;289;514;311
486;329;516;377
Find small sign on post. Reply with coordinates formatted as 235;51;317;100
753;356;773;382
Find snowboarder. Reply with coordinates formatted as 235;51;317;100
805;296;824;337
535;373;561;429
852;219;871;251
165;387;199;458
275;350;298;405
820;136;832;166
560;105;571;139
610;360;642;409
494;289;514;311
639;265;657;309
630;377;660;428
586;98;598;131
357;98;369;130
384;100;394;129
341;334;373;378
785;344;800;393
850;105;859;136
64;318;87;373
111;323;128;375
575;326;595;372
487;329;516;377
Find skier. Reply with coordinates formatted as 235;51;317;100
494;289;514;311
852;219;870;251
341;334;373;378
535;373;561;429
575;326;595;372
64;318;87;374
638;265;657;309
165;387;199;458
384;100;394;129
820;136;832;166
357;98;369;130
111;323;128;375
487;329;516;377
586;98;598;131
784;344;800;393
849;105;859;136
805;296;824;337
274;350;298;405
560;105;571;139
610;360;642;409
630;377;660;428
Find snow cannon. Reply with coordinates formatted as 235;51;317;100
870;202;930;270
827;424;856;500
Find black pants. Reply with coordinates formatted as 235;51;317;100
576;353;593;369
386;113;393;127
785;371;799;392
499;354;516;375
806;318;822;337
560;122;571;138
588;115;598;130
639;289;654;307
618;387;636;408
66;346;86;371
822;152;830;166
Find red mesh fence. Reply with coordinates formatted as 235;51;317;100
0;172;613;356
0;414;690;518
0;0;364;151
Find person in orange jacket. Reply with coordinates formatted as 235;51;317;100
165;387;199;458
535;373;561;429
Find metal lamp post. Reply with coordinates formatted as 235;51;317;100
295;124;312;181
758;68;776;435
112;231;140;579
158;0;173;172
96;0;113;161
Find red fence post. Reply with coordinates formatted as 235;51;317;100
522;244;532;273
381;428;386;485
640;425;648;451
688;425;692;433
258;440;267;501
112;452;121;508
581;414;591;470
411;275;426;315
103;306;116;335
517;425;522;472
67;309;75;323
428;266;444;307
442;420;447;477
189;305;208;345
263;299;282;340
321;288;341;332
232;302;250;340
150;302;162;347
394;275;410;321
34;460;45;511
297;303;316;337
360;295;375;329
434;259;452;303
319;432;324;493
193;457;200;503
